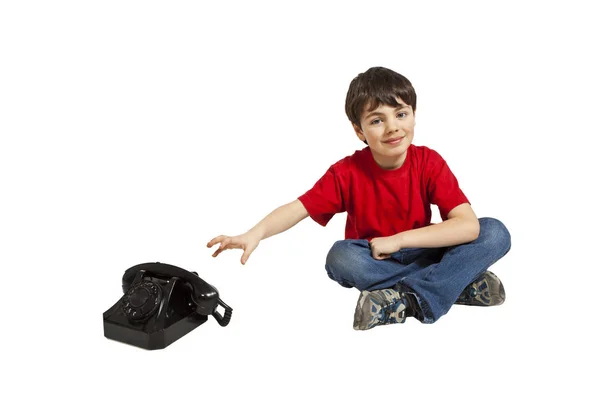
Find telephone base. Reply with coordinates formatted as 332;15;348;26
103;312;208;350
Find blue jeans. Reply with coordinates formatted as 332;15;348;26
325;217;511;323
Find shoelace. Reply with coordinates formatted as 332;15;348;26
381;301;392;323
380;297;406;324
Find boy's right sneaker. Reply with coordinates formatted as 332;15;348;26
455;271;505;306
353;288;409;330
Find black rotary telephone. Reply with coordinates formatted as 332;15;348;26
103;262;232;350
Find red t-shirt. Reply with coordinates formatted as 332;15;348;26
298;144;470;241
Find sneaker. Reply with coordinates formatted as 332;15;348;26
455;271;505;306
353;288;409;330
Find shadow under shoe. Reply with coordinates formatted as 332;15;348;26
455;271;506;306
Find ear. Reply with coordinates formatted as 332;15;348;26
353;123;366;142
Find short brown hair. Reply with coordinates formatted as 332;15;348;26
345;66;417;131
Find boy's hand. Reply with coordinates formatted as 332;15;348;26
369;236;401;260
206;231;261;265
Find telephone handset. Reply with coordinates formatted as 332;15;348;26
103;262;232;350
121;262;232;324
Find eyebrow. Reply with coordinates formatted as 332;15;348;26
364;104;409;119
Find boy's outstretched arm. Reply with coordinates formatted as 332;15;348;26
207;199;309;265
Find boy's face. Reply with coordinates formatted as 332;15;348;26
353;98;415;170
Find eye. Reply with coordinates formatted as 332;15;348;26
370;118;382;125
397;112;407;118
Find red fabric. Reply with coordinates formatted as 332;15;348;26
298;144;470;241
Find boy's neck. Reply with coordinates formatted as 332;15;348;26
370;148;408;170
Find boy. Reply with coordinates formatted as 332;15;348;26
207;66;511;330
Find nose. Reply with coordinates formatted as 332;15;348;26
386;120;400;134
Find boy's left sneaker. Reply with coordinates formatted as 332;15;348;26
455;271;505;306
353;288;409;330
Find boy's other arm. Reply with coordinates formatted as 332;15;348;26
394;203;479;249
207;199;309;264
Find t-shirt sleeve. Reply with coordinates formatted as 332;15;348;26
425;150;470;220
298;166;345;227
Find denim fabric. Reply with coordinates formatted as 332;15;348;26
325;217;511;323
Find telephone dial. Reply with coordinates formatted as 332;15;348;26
103;262;232;350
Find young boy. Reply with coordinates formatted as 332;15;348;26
207;66;511;330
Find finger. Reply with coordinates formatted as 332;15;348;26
212;244;229;257
370;247;378;259
216;239;231;255
241;249;252;265
213;248;228;257
212;237;243;257
368;241;377;258
221;237;232;248
207;235;226;248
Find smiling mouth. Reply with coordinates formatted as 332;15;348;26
384;137;404;144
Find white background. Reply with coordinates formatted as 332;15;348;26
1;1;598;399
